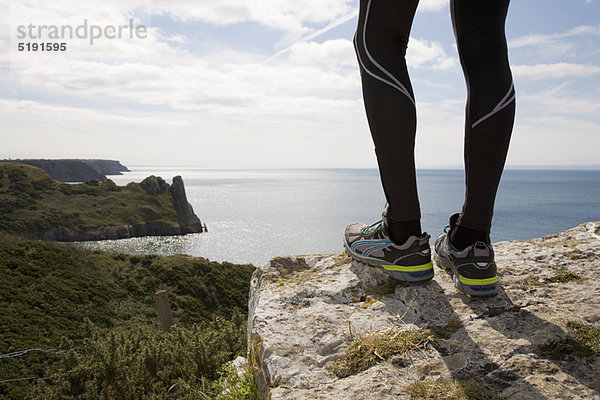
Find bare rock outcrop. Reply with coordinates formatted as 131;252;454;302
170;175;204;234
248;222;600;399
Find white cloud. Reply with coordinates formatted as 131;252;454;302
407;38;457;70
9;0;357;39
3;0;599;169
513;63;600;80
0;96;373;168
270;8;358;56
520;85;600;115
509;115;600;166
11;52;360;114
415;99;465;167
152;0;355;27
286;39;356;68
164;34;187;44
418;0;448;13
0;98;185;127
509;24;600;49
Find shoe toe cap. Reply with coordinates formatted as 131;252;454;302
345;222;366;242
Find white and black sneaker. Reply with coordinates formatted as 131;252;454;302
434;214;499;297
344;208;433;283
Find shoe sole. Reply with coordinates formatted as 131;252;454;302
433;252;498;298
344;240;434;283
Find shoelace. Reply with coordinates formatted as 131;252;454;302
361;219;383;235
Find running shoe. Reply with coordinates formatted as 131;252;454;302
434;214;499;297
343;209;433;283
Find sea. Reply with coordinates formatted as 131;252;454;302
78;168;600;266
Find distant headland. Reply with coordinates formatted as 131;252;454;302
0;162;205;241
2;158;130;182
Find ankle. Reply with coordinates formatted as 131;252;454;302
387;219;422;245
450;225;490;250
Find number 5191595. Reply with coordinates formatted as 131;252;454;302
18;42;67;51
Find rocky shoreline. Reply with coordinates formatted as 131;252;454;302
248;222;600;399
18;222;185;242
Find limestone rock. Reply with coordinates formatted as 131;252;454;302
160;182;171;194
141;175;165;195
248;222;600;399
170;175;204;234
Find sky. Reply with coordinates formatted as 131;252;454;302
1;0;599;168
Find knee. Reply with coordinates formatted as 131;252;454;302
456;27;509;73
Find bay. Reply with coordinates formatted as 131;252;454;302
78;168;600;266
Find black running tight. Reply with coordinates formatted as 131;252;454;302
355;0;515;233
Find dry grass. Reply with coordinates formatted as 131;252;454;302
405;378;501;400
533;237;587;249
330;328;434;378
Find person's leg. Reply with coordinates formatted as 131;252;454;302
354;0;421;244
450;0;515;249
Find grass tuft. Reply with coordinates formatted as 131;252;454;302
330;328;434;378
544;321;600;359
432;319;464;340
544;270;583;284
516;270;584;290
211;362;258;400
405;378;501;400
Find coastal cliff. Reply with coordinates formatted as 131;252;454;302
248;222;600;399
5;159;130;182
0;162;204;241
171;176;205;234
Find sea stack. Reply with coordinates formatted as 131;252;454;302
171;175;204;234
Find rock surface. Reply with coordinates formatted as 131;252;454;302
248;222;600;399
170;175;204;234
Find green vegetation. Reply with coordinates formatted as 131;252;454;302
544;320;600;359
516;270;584;290
211;363;258;400
0;162;178;234
405;378;501;400
330;328;435;378
0;233;255;399
544;270;584;284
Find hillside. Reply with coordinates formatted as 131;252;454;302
5;159;130;182
0;233;255;399
0;162;203;241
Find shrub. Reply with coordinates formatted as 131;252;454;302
0;234;255;399
31;313;248;399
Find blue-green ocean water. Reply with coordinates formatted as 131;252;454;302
78;168;600;266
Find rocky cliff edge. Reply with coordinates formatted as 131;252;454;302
248;222;600;399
